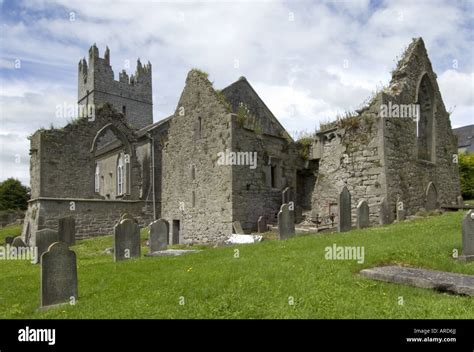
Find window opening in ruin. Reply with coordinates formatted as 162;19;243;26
417;74;435;162
95;163;100;192
117;156;124;195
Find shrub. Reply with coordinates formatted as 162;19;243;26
459;152;474;199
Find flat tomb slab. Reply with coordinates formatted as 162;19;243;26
145;249;201;257
360;266;474;296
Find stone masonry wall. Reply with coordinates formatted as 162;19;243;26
231;122;298;231
30;106;142;200
21;198;154;246
161;70;233;244
381;38;461;213
311;107;387;226
78;45;153;129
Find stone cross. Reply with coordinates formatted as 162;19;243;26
114;218;141;262
356;200;369;229
257;216;267;233
35;229;59;264
41;242;78;307
278;203;295;240
338;186;351;232
58;216;76;246
460;210;474;262
149;219;169;252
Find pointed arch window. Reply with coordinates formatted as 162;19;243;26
417;74;436;162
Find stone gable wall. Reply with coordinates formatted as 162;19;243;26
381;39;461;212
161;71;233;244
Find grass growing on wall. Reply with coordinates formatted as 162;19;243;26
0;212;472;319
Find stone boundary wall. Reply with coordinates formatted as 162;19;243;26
22;198;154;245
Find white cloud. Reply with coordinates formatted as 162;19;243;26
0;0;472;185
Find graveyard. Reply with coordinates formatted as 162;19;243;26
0;210;472;319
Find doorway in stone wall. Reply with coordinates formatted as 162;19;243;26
172;220;180;245
296;163;317;222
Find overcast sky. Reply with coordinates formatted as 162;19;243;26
0;0;473;186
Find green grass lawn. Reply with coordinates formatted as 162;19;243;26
0;211;473;319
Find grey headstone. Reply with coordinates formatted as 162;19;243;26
337;186;351;232
282;187;293;204
379;197;392;225
232;221;244;235
425;182;438;211
11;236;25;248
5;236;14;245
257;216;268;233
149;219;169;252
360;266;474;296
41;242;78;307
396;201;406;221
356;200;369;229
35;229;58;264
278;203;295;240
461;210;474;261
58;216;76;246
114;218;141;261
457;195;464;207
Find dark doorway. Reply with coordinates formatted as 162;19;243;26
296;168;316;211
172;220;180;245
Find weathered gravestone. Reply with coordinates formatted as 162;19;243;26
5;236;14;245
232;221;244;235
35;229;58;264
356;200;369;229
379;197;392;225
338;186;351;232
58;216;76;246
11;236;26;248
278;203;295;240
460;210;474;262
396;201;406;221
114;218;141;261
457;195;464;207
257;216;268;233
41;242;78;307
425;182;438;211
149;219;169;252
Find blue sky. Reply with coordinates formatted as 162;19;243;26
0;0;473;185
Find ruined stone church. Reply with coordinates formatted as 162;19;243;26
21;38;461;245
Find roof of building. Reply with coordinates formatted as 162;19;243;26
135;115;172;138
453;124;474;152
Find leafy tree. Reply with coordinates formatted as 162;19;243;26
459;153;474;200
0;178;30;211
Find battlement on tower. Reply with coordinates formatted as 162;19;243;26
78;44;153;129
